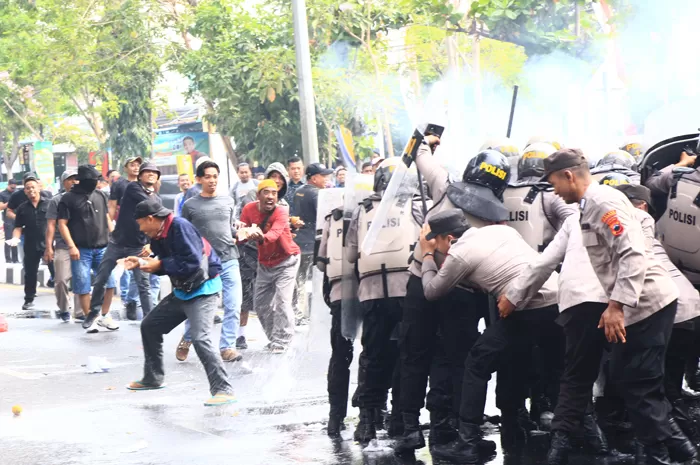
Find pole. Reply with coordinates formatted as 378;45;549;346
291;0;320;165
506;85;519;138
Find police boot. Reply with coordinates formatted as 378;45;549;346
664;417;697;463
671;399;700;446
641;442;672;465
501;412;527;455
387;409;404;438
429;410;457;446
430;422;482;464
547;431;571;465
394;412;425;454
595;396;633;434
582;412;609;455
327;405;346;438
354;408;376;444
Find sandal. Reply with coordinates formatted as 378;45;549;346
204;393;237;406
127;380;165;391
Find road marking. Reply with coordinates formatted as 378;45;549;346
0;366;44;380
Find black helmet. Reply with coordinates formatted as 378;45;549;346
526;136;563;150
480;137;520;159
462;150;511;200
596;150;636;170
599;172;632;187
619;142;643;159
373;157;409;193
517;142;557;180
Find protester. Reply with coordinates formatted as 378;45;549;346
335;166;346;187
230;162;259;203
109;156;142;220
173;173;192;217
238;179;300;353
45;170;79;322
183;156;211;202
285;156;305;213
0;179;19;263
107;169;120;186
178;160;243;363
124;199;236;406
361;162;373;174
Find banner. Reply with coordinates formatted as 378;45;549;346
153;132;210;172
334;126;356;170
88;152;109;176
33;141;54;185
176;155;194;181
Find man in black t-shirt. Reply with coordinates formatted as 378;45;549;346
81;161;161;331
0;179;19;263
58;165;116;331
9;175;49;310
5;173;52;263
109;156;142;220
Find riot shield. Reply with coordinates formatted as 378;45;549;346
341;172;374;339
361;165;419;256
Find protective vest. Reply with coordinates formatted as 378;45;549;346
656;173;700;284
326;208;345;282
357;195;420;279
503;184;553;252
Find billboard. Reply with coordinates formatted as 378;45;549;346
33;141;54;185
153;132;210;172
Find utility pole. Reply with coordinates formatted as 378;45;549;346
291;0;320;165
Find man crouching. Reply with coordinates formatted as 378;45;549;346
124;199;235;406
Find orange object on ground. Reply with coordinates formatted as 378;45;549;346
0;315;7;332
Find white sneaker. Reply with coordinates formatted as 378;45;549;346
97;313;120;331
86;318;100;334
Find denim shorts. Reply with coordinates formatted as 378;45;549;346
71;247;116;295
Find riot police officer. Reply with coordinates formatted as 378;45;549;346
599;172;632;187
480;137;520;179
395;137;508;456
590;150;641;183
345;157;425;444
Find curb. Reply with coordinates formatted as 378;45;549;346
0;263;52;288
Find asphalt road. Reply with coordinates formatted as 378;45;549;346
0;284;635;465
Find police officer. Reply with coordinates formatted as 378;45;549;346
395;136;508;456
419;210;561;463
480;137;520;178
316;196;354;438
542;148;694;465
504;142;577;252
599;172;632;187
590;150;641;183
346;157;425;444
617;183;700;445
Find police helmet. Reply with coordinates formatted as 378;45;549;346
619;142;643;160
596;150;636;169
599;172;632;187
517;142;557;180
479;137;520;159
462;150;511;200
373;157;408;193
526;136;563;151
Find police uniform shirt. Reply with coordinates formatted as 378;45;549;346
317;215;342;303
507;213;608;313
410;142;488;278
346;201;410;302
421;224;558;309
645;164;700;196
579;182;678;326
633;208;699;325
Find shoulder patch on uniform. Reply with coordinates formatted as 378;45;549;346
601;210;624;236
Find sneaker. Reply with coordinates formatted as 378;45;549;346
97;313;120;331
47;278;55;288
21;301;35;310
268;343;288;354
204;393;237;406
81;311;100;330
86;318;100;334
59;312;71;323
213;315;223;324
74;314;86;324
125;302;138;321
176;337;192;361
221;348;243;362
236;336;248;350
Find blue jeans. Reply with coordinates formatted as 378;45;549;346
126;273;161;306
71;247;116;295
120;270;131;301
184;259;241;350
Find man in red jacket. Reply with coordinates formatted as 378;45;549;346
238;179;300;353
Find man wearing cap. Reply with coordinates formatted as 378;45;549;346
418;209;560;462
238;179;301;353
83;161;161;330
536;148;693;464
292;162;333;324
0;178;19;263
58;165;116;330
45;171;80;322
123;199;236;406
8;174;51;310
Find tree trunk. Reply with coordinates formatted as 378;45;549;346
1;129;21;179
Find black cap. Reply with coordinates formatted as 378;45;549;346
134;199;172;220
138;160;161;179
8;179;17;186
542;148;588;180
77;164;100;181
22;172;38;184
306;163;333;177
426;209;470;241
615;184;656;215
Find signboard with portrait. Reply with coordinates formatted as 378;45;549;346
88;151;110;176
153;132;210;172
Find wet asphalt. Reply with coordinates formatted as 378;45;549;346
0;285;639;465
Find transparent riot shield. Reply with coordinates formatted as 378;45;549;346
341;172;374;339
361;165;418;256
